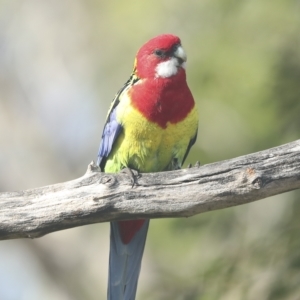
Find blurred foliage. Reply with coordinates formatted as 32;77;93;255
0;0;300;299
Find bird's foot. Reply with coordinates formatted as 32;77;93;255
187;161;200;168
120;167;140;187
194;161;201;168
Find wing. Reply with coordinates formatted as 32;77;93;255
97;73;140;171
182;128;198;165
97;107;122;171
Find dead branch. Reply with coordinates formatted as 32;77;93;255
1;139;300;240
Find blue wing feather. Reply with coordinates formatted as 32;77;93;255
97;108;122;169
97;73;139;171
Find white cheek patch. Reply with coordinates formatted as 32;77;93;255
155;57;179;78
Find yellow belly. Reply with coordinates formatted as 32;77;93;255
104;93;198;173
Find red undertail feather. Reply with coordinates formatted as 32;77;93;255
118;220;146;244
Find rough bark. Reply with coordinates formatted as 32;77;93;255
1;139;300;240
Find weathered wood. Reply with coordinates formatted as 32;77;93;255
1;139;300;240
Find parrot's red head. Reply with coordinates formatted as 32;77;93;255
135;34;187;79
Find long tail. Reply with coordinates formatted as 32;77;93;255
108;220;149;300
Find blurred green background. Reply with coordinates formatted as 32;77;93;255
0;0;300;299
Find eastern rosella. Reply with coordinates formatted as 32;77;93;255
97;34;198;300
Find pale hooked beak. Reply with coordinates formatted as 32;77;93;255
174;45;187;65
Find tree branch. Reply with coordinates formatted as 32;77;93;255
1;140;300;240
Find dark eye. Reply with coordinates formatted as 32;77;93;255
154;49;165;58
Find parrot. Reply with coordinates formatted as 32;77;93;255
97;34;198;300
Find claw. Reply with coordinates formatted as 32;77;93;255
120;167;140;187
194;161;201;168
